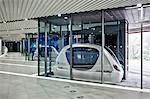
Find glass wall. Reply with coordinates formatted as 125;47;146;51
127;6;150;89
71;11;102;82
37;5;150;90
38;16;70;77
24;33;37;61
38;10;127;85
143;21;150;89
103;9;128;85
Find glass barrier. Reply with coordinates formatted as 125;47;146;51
143;21;150;89
37;6;150;90
71;12;102;82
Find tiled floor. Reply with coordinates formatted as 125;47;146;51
0;64;37;75
0;52;150;99
0;53;37;75
0;73;150;99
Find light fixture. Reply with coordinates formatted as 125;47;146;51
91;28;95;30
64;17;68;20
137;3;143;20
137;4;143;11
3;21;6;23
53;26;57;28
24;18;28;21
58;14;61;17
137;3;142;7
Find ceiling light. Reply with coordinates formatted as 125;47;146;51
58;14;61;17
137;3;142;7
64;17;68;20
91;28;95;30
24;18;28;21
53;26;57;28
3;21;6;23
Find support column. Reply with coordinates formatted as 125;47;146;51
20;40;22;53
49;22;52;75
125;20;129;80
139;5;143;89
117;21;120;59
45;22;48;77
69;16;73;80
22;38;25;54
67;25;69;45
38;18;40;76
31;34;34;61
60;25;63;50
141;22;143;89
81;17;84;43
101;10;105;84
25;34;28;60
28;34;30;60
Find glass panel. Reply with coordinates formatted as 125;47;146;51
128;27;141;88
47;24;60;76
104;7;143;88
30;36;37;61
38;20;46;76
103;9;126;85
143;11;150;89
28;34;31;60
24;33;37;61
46;16;70;78
71;11;102;82
37;4;150;89
22;38;26;55
25;35;28;60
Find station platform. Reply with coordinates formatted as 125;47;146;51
0;52;150;99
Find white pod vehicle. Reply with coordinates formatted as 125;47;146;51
53;44;124;83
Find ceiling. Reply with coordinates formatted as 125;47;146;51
47;6;150;29
0;20;38;41
0;0;150;40
0;20;37;31
0;0;149;22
